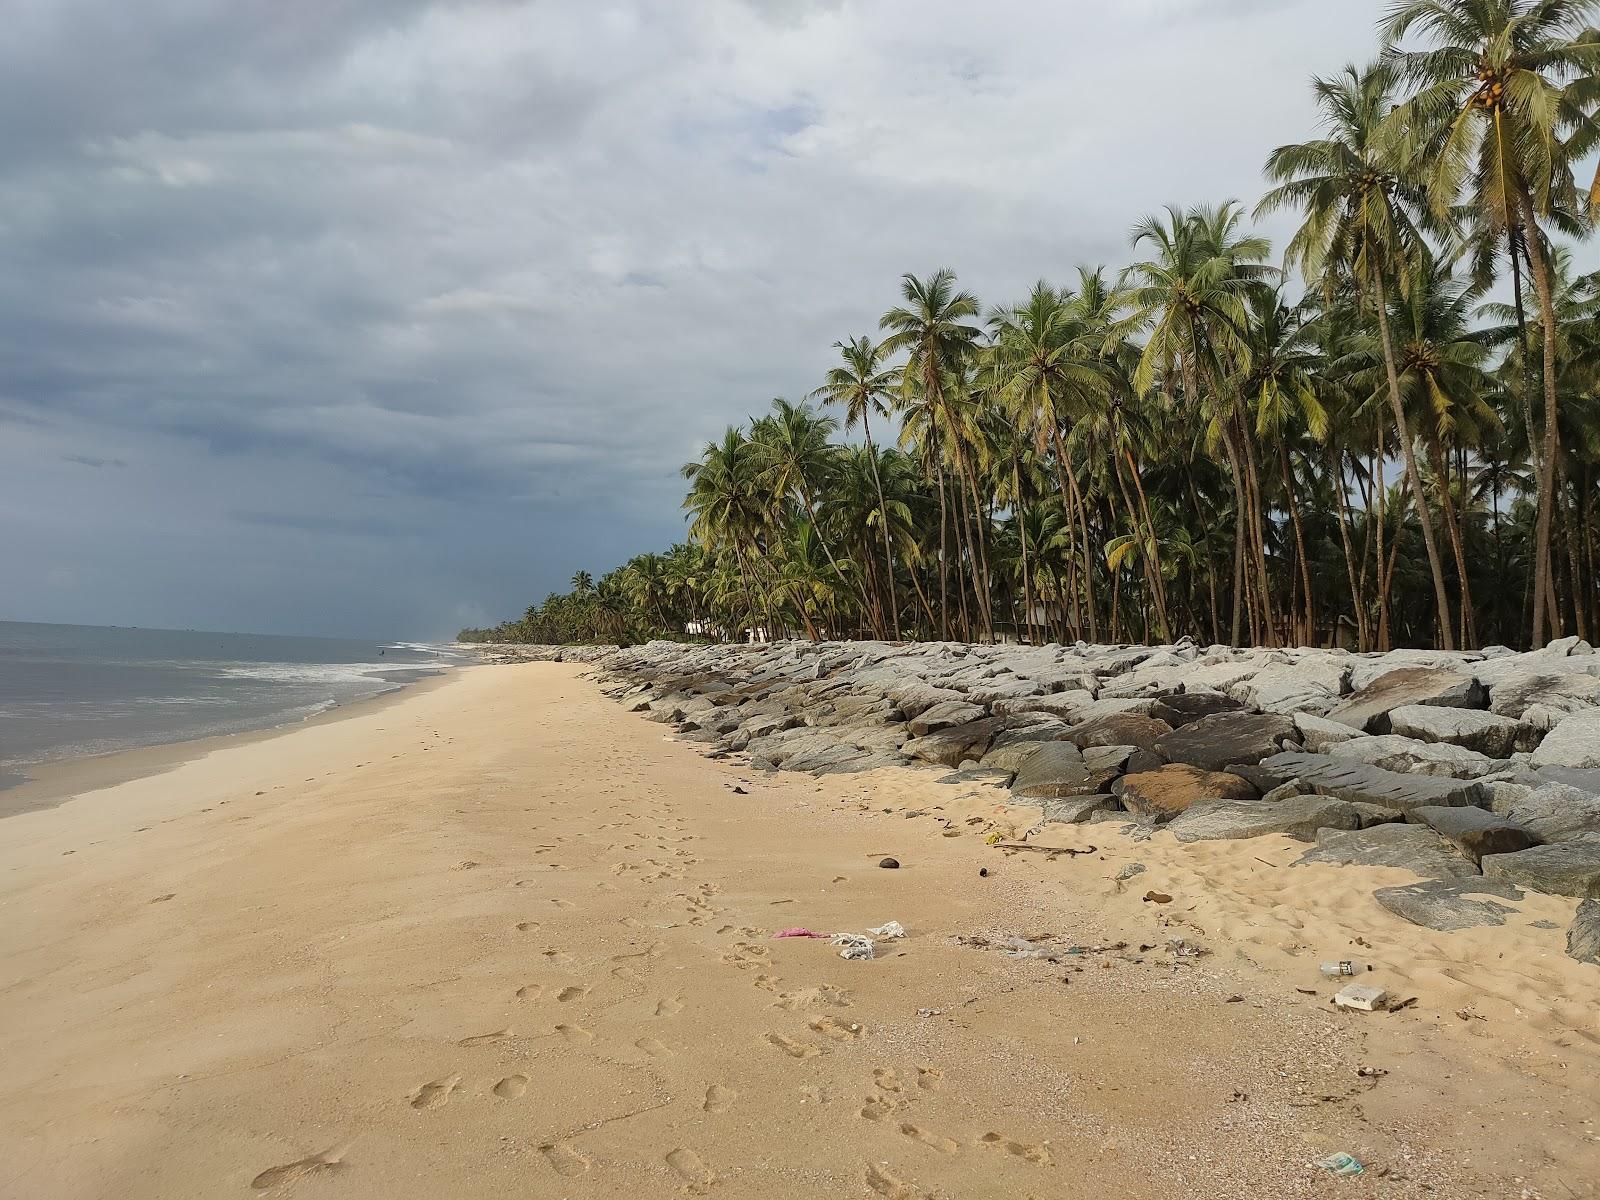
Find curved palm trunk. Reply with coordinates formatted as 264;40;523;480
1426;438;1477;649
797;483;871;636
1517;186;1563;648
861;415;902;641
1329;445;1368;651
1049;426;1098;642
1373;272;1454;651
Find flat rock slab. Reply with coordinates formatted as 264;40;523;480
1387;704;1529;758
1408;804;1540;864
1167;795;1365;843
1037;795;1121;824
1326;733;1500;779
1569;899;1600;965
1480;839;1600;899
1154;711;1295;772
1250;752;1488;815
1119;764;1257;821
1298;823;1479;881
1326;667;1486;733
1374;878;1525;931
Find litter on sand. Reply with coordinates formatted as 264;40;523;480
771;927;831;940
1333;983;1388;1012
832;919;907;960
1312;1152;1365;1176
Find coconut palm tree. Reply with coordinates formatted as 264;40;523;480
880;269;987;639
810;337;904;638
1258;60;1459;648
1380;0;1600;642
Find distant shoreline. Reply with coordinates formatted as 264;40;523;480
0;668;460;818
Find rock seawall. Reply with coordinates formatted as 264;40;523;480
498;637;1600;953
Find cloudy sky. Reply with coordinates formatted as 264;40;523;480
0;0;1398;639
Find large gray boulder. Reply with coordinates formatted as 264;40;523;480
1488;673;1600;729
1066;712;1173;753
1150;691;1243;729
979;732;1073;774
901;716;1006;767
1481;839;1600;898
1225;660;1350;716
905;699;987;737
1499;782;1600;842
1249;752;1490;815
1167;795;1366;843
1529;712;1600;770
1373;878;1524;931
1569;899;1600;965
1154;711;1296;772
1408;805;1540;864
1326;667;1486;733
887;681;966;718
1010;742;1117;799
992;690;1096;720
1294;712;1367;753
1387;704;1531;758
1297;823;1479;880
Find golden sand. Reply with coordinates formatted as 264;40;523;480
1;662;1596;1198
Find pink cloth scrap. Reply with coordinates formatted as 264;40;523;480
771;927;832;939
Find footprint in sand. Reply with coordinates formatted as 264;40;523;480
515;984;544;1001
492;1074;528;1099
556;985;588;1003
549;898;575;910
859;1096;898;1122
774;985;850;1012
556;1024;594;1045
516;921;541;932
863;1163;929;1200
980;1132;1054;1166
808;1016;862;1042
409;1075;462;1110
765;1032;821;1059
799;1084;828;1105
458;1029;512;1047
873;1067;904;1093
250;1146;350;1191
149;893;176;903
666;1148;712;1190
653;996;684;1017
899;1124;959;1155
702;1084;736;1114
540;1143;591;1178
635;1037;673;1058
916;1067;943;1092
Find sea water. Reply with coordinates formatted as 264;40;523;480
0;620;466;788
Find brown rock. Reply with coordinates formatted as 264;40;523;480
1120;764;1258;821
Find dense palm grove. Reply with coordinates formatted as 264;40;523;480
460;2;1600;653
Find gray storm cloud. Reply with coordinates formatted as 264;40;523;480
0;0;1392;638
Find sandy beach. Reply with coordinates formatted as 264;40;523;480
2;661;1597;1199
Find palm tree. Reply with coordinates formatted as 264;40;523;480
1120;202;1278;644
1258;60;1459;648
810;337;904;638
880;269;987;639
1380;0;1600;642
682;428;771;639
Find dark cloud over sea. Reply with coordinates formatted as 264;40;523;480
1;0;1390;638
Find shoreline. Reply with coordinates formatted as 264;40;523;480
0;668;460;818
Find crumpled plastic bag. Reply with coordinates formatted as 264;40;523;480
833;920;906;960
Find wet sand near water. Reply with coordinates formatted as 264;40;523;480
1;661;1596;1198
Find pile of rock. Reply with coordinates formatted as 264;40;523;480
565;637;1600;959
